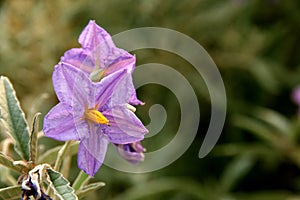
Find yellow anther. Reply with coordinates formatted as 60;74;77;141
84;109;109;125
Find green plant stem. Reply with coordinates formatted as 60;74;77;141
72;170;90;191
47;141;73;197
54;141;72;172
61;156;72;178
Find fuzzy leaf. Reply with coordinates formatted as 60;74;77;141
76;182;105;199
0;153;28;173
0;185;22;200
30;113;41;163
46;168;78;200
0;76;30;160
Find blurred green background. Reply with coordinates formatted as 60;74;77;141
1;0;300;199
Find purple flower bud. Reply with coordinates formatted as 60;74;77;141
115;142;146;164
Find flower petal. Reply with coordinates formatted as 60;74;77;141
129;88;145;106
104;68;144;106
108;72;134;106
77;130;109;177
61;48;94;74
61;48;135;79
79;20;114;51
98;71;140;107
43;103;80;141
78;20;135;73
102;106;148;144
103;55;135;76
94;69;129;106
53;62;93;108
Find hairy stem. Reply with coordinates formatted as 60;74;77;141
54;141;72;172
72;170;90;191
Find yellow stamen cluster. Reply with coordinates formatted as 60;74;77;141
84;109;109;125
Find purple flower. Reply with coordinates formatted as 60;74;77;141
115;142;146;164
61;20;143;105
292;86;300;103
43;63;148;177
292;85;300;116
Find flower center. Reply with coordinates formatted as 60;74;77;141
84;109;109;125
89;69;105;82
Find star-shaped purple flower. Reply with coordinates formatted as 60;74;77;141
43;63;148;177
61;20;143;105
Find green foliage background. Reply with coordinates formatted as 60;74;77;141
1;0;300;199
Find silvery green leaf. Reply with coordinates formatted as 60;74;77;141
0;76;30;160
0;153;28;173
46;168;78;200
30;112;41;163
